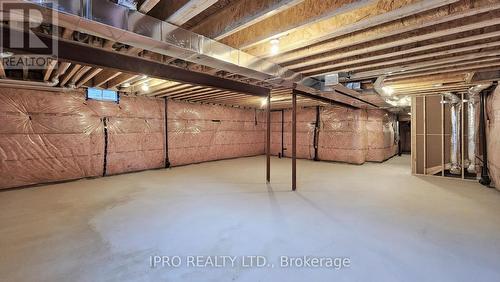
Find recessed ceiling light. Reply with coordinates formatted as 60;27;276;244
141;84;149;92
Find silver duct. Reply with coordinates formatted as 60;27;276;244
10;0;317;87
466;83;492;174
444;93;462;175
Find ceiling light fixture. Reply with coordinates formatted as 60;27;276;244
270;38;280;55
122;82;131;88
261;97;268;107
141;83;149;92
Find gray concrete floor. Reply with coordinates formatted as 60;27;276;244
2;155;500;282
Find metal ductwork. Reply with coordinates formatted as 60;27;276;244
373;76;411;107
10;0;318;88
466;83;492;174
444;93;462;175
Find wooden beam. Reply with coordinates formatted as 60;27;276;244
3;27;270;97
43;60;57;81
191;0;304;40
59;64;81;87
348;51;500;81
306;40;500;77
92;70;122;88
76;68;103;88
287;17;500;71
138;0;161;13
166;0;219;26
387;63;500;82
0;61;6;78
107;74;139;89
68;66;92;87
220;0;374;49
241;0;459;57
273;1;498;64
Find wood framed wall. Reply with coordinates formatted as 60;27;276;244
411;93;475;181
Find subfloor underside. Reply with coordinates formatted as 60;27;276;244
1;155;500;281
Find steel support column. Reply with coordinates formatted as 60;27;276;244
292;91;297;191
266;94;271;183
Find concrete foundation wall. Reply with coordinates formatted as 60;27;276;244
487;85;500;189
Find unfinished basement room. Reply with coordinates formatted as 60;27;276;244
1;0;500;281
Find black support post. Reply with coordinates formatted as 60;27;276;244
266;93;271;183
281;110;285;158
313;106;320;161
292;91;297;191
164;97;171;168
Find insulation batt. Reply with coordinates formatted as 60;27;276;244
487;86;500;189
0;87;397;189
167;100;266;166
0;88;265;189
270;107;398;164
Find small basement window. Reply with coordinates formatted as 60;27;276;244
86;88;119;103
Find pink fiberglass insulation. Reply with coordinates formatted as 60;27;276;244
487;86;500;189
269;106;397;165
319;107;368;165
276;108;316;159
0;88;104;189
167;100;266;166
366;109;399;162
93;96;165;175
270;111;283;156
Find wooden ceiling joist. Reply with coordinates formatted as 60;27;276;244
191;0;305;40
287;17;500;71
138;0;161;13
273;1;499;64
106;74;139;89
166;0;219;26
243;0;460;57
43;60;57;81
307;40;500;77
59;64;81;87
92;70;123;88
77;68;103;88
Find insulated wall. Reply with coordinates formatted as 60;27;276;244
167;100;266;166
0;88;265;189
487;85;500;189
0;88;104;189
269;106;397;164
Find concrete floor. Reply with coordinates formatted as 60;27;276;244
1;155;500;282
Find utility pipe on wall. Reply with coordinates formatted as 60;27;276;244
466;83;492;174
444;93;462;175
